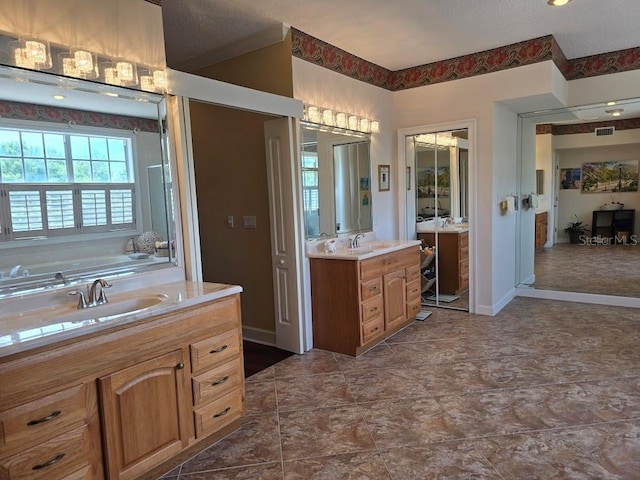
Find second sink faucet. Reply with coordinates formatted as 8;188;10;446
350;233;366;249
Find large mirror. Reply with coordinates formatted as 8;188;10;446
0;65;177;297
407;129;470;311
300;122;372;238
517;98;640;299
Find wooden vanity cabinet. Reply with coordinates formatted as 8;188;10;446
0;293;244;480
310;245;420;356
535;211;548;250
418;231;469;295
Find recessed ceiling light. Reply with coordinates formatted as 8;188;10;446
606;101;617;106
605;108;624;117
547;0;571;5
53;94;65;100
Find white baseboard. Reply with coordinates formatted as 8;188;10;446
515;287;640;308
475;288;517;316
242;325;277;347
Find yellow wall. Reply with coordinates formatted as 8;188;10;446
189;101;277;335
193;32;294;97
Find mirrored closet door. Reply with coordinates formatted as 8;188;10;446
409;129;470;311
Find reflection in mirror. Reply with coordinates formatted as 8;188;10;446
410;130;469;312
0;66;177;298
517;98;640;299
300;122;371;238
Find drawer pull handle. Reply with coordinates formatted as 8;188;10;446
210;345;228;354
212;375;230;386
27;410;61;426
371;327;379;332
32;453;65;470
213;406;231;418
369;286;378;292
370;307;378;312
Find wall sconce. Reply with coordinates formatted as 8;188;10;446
322;109;334;126
303;103;379;134
10;36;52;70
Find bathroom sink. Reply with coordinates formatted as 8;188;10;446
43;294;169;324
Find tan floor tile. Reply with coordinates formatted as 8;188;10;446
381;442;503;479
283;451;390;479
179;462;283;479
274;349;340;378
180;415;281;474
245;380;277;416
276;373;356;412
279;405;376;460
359;397;463;448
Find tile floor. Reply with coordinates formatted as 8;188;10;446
534;243;640;297
160;297;640;479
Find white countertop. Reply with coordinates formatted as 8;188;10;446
0;281;242;359
307;239;421;261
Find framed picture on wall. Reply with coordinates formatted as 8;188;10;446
559;168;580;190
378;165;390;191
581;160;639;193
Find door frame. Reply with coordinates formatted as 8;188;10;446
397;119;478;314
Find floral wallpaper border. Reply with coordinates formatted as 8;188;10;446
291;28;640;91
536;118;640;136
0;100;160;133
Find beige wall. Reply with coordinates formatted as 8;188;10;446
193;32;294;98
189;101;276;334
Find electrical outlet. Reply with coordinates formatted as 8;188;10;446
243;216;257;229
226;215;234;228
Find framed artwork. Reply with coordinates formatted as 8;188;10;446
559;168;580;190
581;160;639;193
378;165;390;191
406;166;411;191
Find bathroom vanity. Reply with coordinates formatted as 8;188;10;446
308;241;421;356
418;230;469;295
0;281;244;480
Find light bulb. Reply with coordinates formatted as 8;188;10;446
335;112;347;128
322;109;334;126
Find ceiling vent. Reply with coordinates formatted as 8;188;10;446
595;126;615;137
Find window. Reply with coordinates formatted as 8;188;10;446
301;150;320;237
0;126;136;241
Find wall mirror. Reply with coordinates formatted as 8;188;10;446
300;122;372;238
0;65;177;297
517;97;640;299
407;129;470;312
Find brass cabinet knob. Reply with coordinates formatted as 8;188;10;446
176;362;185;370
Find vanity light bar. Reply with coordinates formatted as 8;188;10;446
303;104;379;134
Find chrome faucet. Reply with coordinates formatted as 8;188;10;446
88;278;111;305
68;278;111;309
9;265;24;278
54;272;70;285
350;233;365;249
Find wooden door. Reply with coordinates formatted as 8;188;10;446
99;350;189;480
383;269;406;330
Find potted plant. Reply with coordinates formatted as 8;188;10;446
563;215;589;244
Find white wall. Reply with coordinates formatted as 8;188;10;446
393;61;566;314
556;136;640;243
292;57;396;239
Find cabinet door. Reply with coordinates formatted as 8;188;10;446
99;350;189;480
383;270;406;330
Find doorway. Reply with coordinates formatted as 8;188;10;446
398;120;476;313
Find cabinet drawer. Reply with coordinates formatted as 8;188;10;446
405;264;421;282
405;278;421;301
192;360;242;407
0;423;90;480
193;389;243;439
0;384;89;452
361;315;384;344
459;232;468;248
406;297;421;319
360;278;382;301
360;296;383;323
360;256;386;281
190;328;240;374
459;245;469;262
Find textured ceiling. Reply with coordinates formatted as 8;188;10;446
162;0;640;71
